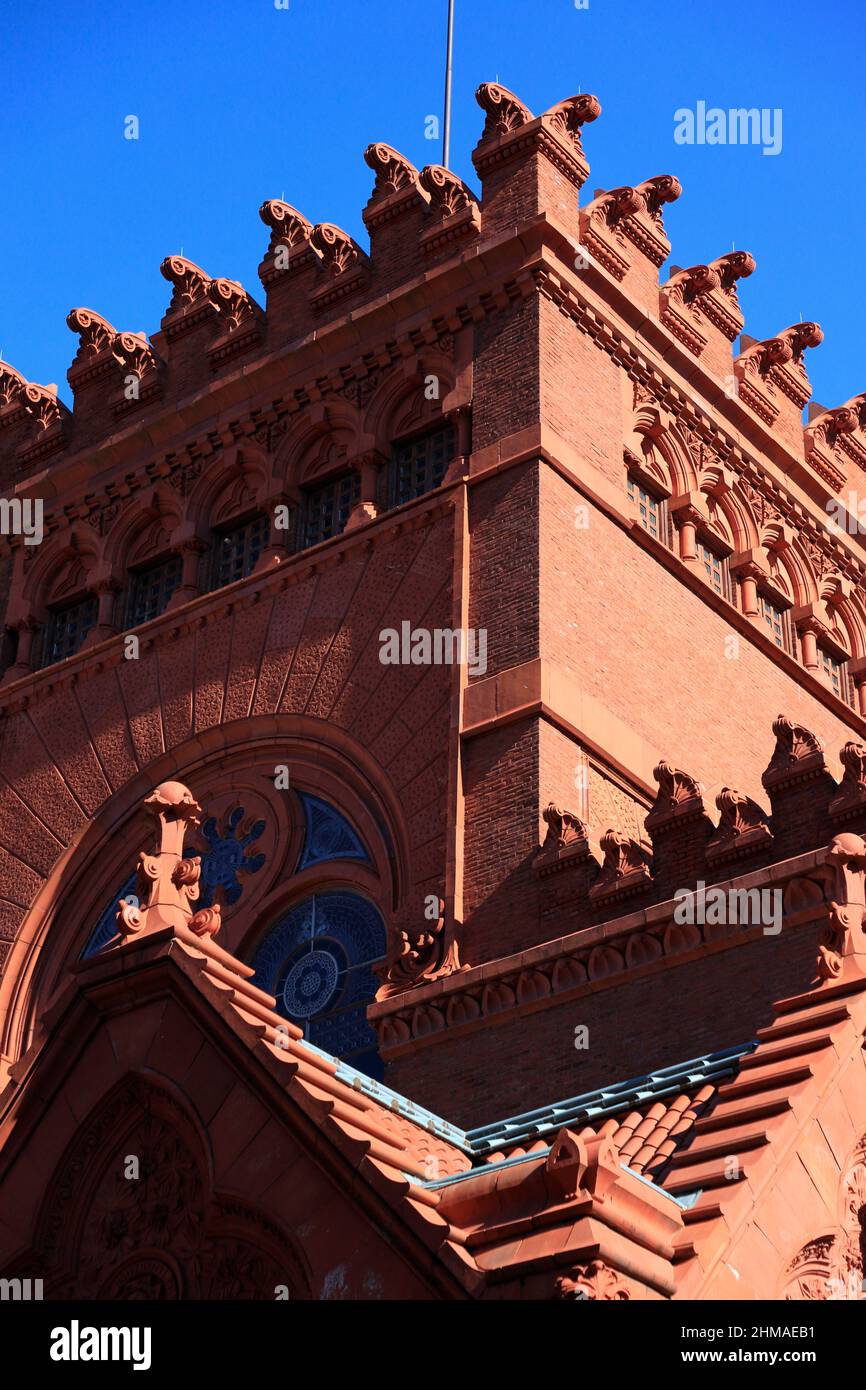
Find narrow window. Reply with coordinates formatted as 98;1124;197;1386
41;594;98;667
301;473;360;549
818;645;851;705
212;512;270;589
757;591;791;652
126;555;182;627
390;423;456;507
626;473;669;545
697;538;729;599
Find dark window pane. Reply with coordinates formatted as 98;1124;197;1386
213;513;270;589
390;424;455;507
301;473;360;548
42;595;98;666
127;556;182;627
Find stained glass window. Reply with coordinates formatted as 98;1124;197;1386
250;892;386;1079
296;792;369;869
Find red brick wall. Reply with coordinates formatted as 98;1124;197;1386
388;914;823;1128
539;467;860;798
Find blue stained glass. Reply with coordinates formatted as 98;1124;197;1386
83;871;138;958
81;806;267;959
197;809;266;907
296;793;369;870
250;891;386;1080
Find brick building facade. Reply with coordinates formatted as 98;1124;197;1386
1;82;866;1301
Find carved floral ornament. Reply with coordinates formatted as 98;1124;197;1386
784;1140;866;1300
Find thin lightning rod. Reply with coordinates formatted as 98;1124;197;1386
443;0;455;169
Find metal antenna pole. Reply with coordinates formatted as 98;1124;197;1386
443;0;455;168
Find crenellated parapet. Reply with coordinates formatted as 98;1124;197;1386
65;309;165;419
735;321;824;435
418;164;480;255
308;222;369;310
577;175;680;318
159;255;263;365
805;394;866;489
660;251;755;358
362;143;424;224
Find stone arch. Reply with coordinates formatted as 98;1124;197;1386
625;405;698;498
276;401;364;496
2;1071;311;1299
0;715;411;1071
363;353;457;455
102;482;184;576
20;523;100;622
185;441;272;534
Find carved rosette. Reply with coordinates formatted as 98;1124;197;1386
363;142;419;199
66;308;118;376
0;359;27;411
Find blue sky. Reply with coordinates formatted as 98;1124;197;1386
2;0;863;411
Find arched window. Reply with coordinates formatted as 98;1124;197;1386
250;892;386;1080
39;592;98;667
81;788;387;1079
389;422;455;507
211;511;270;590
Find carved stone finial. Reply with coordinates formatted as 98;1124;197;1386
541;803;589;850
762;714;826;790
363;142;419;197
310;222;363;278
646;760;705;829
66;308;118;359
114;780;222;944
475;81;534;141
635;174;682;220
707;787;772;861
0;359;28;410
159;255;212;314
711;250;756;292
20;382;69;433
589;828;652;901
259;198;312;243
419;164;478;219
208;277;260;334
544;93;602;156
112;331;160;381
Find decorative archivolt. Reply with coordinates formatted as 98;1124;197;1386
184;442;272;532
101;483;183;573
19;524;100;618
